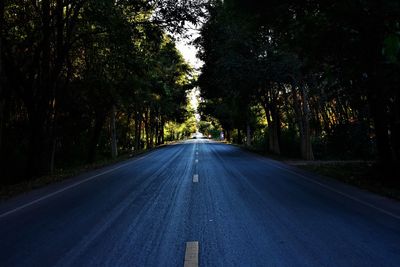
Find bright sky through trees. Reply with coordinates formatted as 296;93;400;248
175;26;202;132
176;28;203;70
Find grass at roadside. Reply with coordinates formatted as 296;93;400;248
238;143;400;201
296;162;400;201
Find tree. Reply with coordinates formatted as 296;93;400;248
197;0;400;166
0;0;207;183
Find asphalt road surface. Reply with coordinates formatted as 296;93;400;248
1;140;400;266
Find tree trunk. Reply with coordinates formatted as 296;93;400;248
87;112;105;163
144;109;150;148
263;101;281;155
0;98;3;157
225;130;231;142
369;93;391;162
141;119;146;148
110;105;118;159
365;63;392;163
161;119;165;144
49;138;57;174
26;110;47;178
48;99;58;174
134;111;142;151
237;129;242;144
158;117;164;145
25;0;52;178
390;92;400;161
149;110;155;148
292;82;314;160
269;120;281;155
0;0;4;155
246;123;251;146
124;112;131;150
300;84;314;160
155;121;159;145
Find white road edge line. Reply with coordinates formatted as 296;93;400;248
0;154;152;219
285;168;400;220
193;174;199;183
253;155;400;220
184;241;199;267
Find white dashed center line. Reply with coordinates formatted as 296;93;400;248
184;241;199;267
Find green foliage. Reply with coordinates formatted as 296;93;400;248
383;33;400;63
197;0;400;164
315;123;375;160
0;0;207;183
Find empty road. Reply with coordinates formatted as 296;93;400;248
0;140;399;266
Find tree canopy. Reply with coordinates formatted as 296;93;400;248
1;0;399;185
0;0;207;183
196;0;400;168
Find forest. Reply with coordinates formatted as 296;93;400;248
0;0;206;184
1;0;399;186
196;1;400;170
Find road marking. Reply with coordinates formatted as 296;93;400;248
184;241;199;267
286;168;400;220
0;153;153;219
212;143;400;221
195;159;198;163
251;155;400;221
193;174;199;183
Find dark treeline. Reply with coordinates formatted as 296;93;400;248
196;1;400;166
0;0;206;184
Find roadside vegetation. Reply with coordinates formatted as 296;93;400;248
1;0;399;200
299;162;400;200
0;0;207;186
196;1;400;190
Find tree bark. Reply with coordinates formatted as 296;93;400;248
149;109;155;148
271;104;281;154
0;98;3;157
246;122;251;146
26;110;47;177
134;110;142;150
111;105;118;159
292;82;314;160
160;118;165;144
87;112;105;163
237;128;242;144
390;91;400;161
300;84;314;160
124;112;132;150
144;108;150;148
369;90;391;162
267;113;281;155
225;129;231;142
25;0;52;178
365;64;392;163
49;138;57;174
262;90;281;155
157;116;164;145
0;0;4;156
